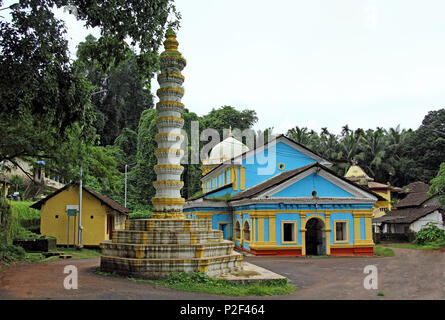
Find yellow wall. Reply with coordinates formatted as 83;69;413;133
372;190;391;218
40;186;126;246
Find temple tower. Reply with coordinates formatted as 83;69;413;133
152;29;186;219
99;29;242;279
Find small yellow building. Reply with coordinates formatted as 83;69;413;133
31;183;130;246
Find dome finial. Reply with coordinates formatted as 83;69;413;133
229;126;232;137
164;28;178;51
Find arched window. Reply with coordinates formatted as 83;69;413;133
235;220;241;240
243;220;250;241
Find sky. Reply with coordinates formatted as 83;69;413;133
6;0;445;135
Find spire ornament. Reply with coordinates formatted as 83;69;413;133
152;28;187;219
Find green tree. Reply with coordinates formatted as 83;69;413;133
0;0;178;176
429;162;445;208
76;35;154;145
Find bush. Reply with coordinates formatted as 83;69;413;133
0;243;27;264
414;222;445;245
129;204;152;219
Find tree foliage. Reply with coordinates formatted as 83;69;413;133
286;109;445;188
429;162;445;208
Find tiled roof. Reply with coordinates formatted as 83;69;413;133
403;181;430;194
229;163;316;201
373;205;442;224
394;192;433;209
30;183;131;214
186;183;233;201
228;162;382;202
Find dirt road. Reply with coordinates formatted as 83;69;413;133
0;248;443;300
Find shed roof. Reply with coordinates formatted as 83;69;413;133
30;183;131;214
373;205;442;224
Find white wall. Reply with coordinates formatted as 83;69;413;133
410;211;444;232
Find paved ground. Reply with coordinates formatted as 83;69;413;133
0;247;444;300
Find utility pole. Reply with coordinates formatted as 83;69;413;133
124;164;128;208
124;162;136;208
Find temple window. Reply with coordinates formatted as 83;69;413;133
243;220;250;241
282;222;296;242
235;220;241;240
335;221;348;242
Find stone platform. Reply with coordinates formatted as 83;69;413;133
100;219;243;279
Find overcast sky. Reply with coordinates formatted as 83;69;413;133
8;0;445;135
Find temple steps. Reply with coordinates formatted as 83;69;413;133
127;219;211;232
112;230;222;245
100;252;243;279
102;241;234;259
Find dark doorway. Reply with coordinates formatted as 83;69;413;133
107;214;114;240
305;218;326;256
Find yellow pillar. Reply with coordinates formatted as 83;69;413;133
300;213;307;256
258;216;265;243
325;213;331;255
232;167;238;191
269;215;276;245
353;214;362;244
240;167;246;190
364;212;373;243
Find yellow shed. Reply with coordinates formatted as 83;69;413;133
31;183;130;246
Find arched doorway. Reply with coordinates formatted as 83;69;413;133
305;218;326;256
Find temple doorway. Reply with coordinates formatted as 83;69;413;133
305;218;326;256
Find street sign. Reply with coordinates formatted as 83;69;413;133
67;209;77;217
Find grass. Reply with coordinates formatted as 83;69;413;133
381;241;445;251
4;247;101;265
373;246;395;257
96;270;297;296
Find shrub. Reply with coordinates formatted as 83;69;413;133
414;222;445;245
0;242;27;264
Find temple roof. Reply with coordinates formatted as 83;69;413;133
203;134;249;165
344;164;373;184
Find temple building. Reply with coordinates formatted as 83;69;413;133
344;161;402;218
184;135;379;256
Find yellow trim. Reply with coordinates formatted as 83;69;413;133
281;220;298;244
258;217;265;243
154;148;184;154
155;133;184;138
154;164;184;169
353;216;361;244
269;215;277;244
240;167;246;190
151;198;185;205
156;116;184;123
277;162;286;171
156;87;184;94
156;101;184;108
333;220;349;243
232;167;238;191
157;72;185;80
152;180;184;185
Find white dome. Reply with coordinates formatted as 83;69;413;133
203;136;249;165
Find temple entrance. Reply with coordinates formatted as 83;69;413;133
305;218;326;256
218;223;229;240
